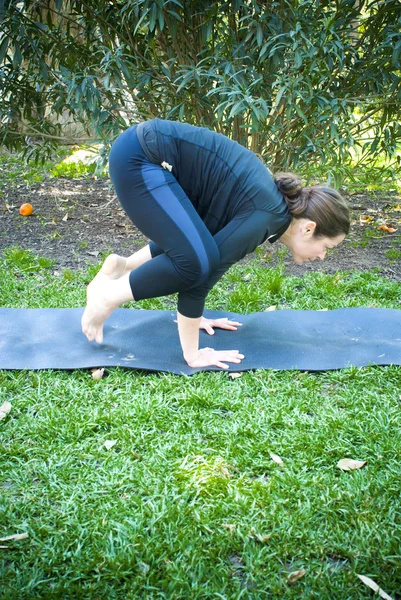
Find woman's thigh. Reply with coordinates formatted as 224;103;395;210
108;127;220;284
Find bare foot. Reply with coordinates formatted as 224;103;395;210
81;254;130;344
100;253;127;279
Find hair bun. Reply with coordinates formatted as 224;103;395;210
274;172;303;199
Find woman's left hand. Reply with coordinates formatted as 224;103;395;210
199;316;242;335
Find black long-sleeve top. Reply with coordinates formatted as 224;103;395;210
137;119;291;317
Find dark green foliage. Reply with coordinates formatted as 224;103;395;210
0;0;401;172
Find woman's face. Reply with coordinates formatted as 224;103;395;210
282;219;346;264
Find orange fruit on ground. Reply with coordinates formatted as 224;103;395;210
19;203;33;216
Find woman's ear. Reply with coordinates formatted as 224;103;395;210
300;220;317;237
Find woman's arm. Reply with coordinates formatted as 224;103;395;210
177;311;244;369
176;311;201;364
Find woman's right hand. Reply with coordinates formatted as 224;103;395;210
185;347;245;369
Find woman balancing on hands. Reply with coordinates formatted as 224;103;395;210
82;119;350;369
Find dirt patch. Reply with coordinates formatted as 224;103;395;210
1;176;400;279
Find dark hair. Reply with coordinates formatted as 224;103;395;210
274;172;350;238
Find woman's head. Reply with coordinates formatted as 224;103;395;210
274;172;350;264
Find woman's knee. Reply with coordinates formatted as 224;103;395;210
174;243;220;287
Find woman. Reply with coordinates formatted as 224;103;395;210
81;119;350;369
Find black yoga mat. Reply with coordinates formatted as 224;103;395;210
0;307;400;375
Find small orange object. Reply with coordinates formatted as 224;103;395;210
19;203;33;216
378;225;397;233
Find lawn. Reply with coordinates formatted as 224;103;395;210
1;248;400;599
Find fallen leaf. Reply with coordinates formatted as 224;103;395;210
264;251;271;259
0;401;12;419
337;458;366;471
287;569;306;585
222;523;236;534
269;452;284;466
228;372;242;379
62;213;69;222
356;574;393;600
91;368;104;380
138;561;150;574
264;305;277;312
248;528;271;543
0;533;29;542
394;204;401;211
378;225;397;233
360;215;375;223
103;440;117;450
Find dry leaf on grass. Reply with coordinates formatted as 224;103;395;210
287;569;306;585
228;372;242;379
0;401;12;419
103;440;117;450
337;458;366;471
269;452;284;466
357;574;393;600
91;368;104;380
248;528;271;543
138;561;150;574
222;524;236;534
264;305;277;312
0;533;29;542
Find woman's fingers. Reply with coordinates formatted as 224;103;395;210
211;318;242;330
215;350;244;364
187;348;244;369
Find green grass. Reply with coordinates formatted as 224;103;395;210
0;147;101;193
386;244;401;263
50;159;97;179
1;248;401;599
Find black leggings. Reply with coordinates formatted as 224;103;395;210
108;126;220;317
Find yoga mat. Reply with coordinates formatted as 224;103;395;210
0;307;400;375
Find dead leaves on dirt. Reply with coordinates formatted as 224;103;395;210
378;224;397;233
359;213;398;233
